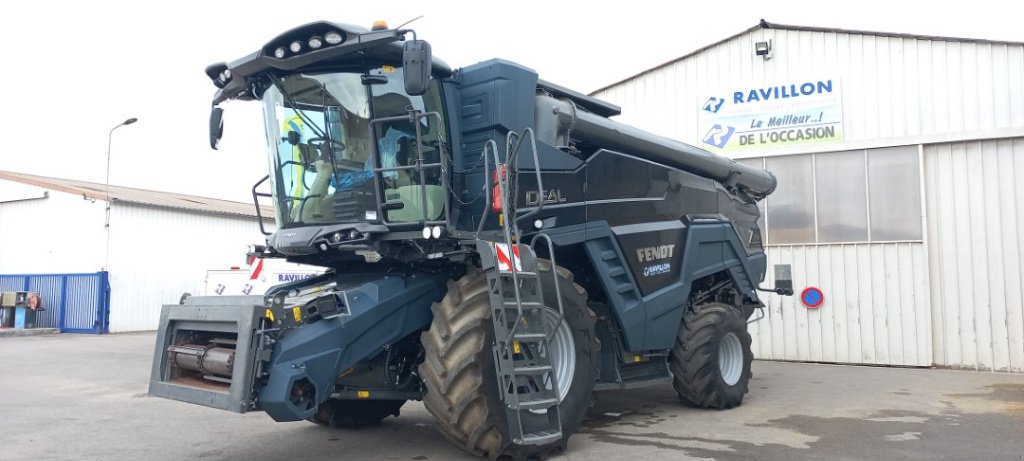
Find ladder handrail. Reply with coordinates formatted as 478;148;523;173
487;136;527;345
474;140;499;237
506;128;546;231
529;232;565;341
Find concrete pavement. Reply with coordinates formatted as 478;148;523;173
0;332;1021;460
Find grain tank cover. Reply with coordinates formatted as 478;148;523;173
534;94;776;199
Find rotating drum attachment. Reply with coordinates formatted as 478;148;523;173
149;296;267;413
167;338;237;384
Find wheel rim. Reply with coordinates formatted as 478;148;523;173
719;332;743;386
542;307;576;403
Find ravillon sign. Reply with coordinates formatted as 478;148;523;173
698;78;843;151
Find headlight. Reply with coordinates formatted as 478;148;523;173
274;47;286;59
324;31;343;45
289;41;302;53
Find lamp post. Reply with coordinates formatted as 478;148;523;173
106;117;138;204
104;117;137;271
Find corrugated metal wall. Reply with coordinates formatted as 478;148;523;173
0;272;110;333
0;192;107;274
925;138;1024;372
593;26;1024;371
751;243;931;366
106;203;266;332
594;28;1024;151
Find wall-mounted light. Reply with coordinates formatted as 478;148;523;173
755;39;773;60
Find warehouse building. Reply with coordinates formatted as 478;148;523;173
0;171;269;332
593;21;1024;372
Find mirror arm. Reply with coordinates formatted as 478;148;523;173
209;106;225;150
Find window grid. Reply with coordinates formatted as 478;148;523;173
741;145;923;245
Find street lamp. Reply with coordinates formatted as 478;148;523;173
104;117;137;271
106;117;138;200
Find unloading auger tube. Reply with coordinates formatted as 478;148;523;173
534;94;777;199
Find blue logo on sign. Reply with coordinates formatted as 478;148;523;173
702;124;735;148
702;96;725;113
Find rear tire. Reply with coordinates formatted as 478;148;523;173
670;302;753;409
308;399;405;428
419;262;598;459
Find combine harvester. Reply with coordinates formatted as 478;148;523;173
150;19;793;459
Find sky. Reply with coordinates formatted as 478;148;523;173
1;0;1021;203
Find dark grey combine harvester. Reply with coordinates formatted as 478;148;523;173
149;20;793;459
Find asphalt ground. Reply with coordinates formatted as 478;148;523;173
1;332;1022;460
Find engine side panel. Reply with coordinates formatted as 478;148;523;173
519;148;767;353
257;273;445;422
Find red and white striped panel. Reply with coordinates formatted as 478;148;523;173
494;243;523;272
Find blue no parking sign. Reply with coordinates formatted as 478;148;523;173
801;287;824;309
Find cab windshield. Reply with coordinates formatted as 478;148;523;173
260;66;446;228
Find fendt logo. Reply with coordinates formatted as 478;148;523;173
702;124;735;148
702;96;725;114
636;244;675;263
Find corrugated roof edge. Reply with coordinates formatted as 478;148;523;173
589;19;1024;96
0;170;272;220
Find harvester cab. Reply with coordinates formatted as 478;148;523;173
206;24;456;267
151;19;792;460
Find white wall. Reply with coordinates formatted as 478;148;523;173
0;190;106;274
751;243;931;366
106;203;267;332
595;28;1024;155
0;181;47;202
593;27;1024;371
925;138;1024;372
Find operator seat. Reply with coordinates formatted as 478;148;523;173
372;92;443;222
373;92;417;188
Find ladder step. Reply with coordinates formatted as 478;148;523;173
601;250;617;261
513;333;548;342
503;301;543;308
616;283;635;294
608;266;626;277
500;271;537;277
518;429;562;446
514;364;553;374
510;397;559;411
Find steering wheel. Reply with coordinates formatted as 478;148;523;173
381;175;399;190
307;137;346;159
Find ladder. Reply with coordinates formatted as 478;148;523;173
476;129;564;446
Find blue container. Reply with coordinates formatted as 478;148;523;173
14;307;37;329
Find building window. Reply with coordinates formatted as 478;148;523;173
815;150;868;242
867;146;923;240
741;146;922;245
764;155;815;244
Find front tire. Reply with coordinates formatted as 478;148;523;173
670;302;753;409
419;262;598;459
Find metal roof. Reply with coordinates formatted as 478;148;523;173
591;19;1024;95
0;170;272;220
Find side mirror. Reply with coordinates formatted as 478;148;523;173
402;40;431;96
210;107;224;150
